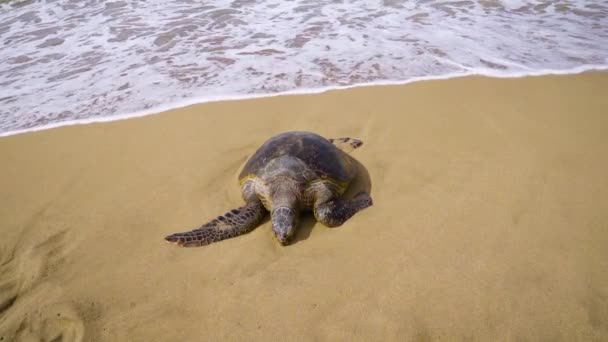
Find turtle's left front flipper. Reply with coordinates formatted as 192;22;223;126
313;192;373;227
165;201;266;247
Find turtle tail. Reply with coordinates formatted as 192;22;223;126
165;201;266;247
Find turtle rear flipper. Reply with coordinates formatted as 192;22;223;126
165;201;266;247
328;137;363;153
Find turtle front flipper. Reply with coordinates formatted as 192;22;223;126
313;192;373;227
165;201;266;247
328;137;363;153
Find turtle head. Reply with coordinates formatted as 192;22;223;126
271;206;298;245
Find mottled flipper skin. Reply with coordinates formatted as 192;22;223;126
314;192;373;227
165;131;372;247
328;137;363;153
165;201;265;247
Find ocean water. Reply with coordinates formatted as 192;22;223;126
0;0;607;136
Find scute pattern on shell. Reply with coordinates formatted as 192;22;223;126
239;131;355;184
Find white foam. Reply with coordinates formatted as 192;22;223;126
2;65;606;138
0;0;607;136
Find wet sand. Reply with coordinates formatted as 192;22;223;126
1;73;607;341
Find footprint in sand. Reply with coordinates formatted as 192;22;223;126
0;230;85;342
0;258;19;319
9;302;85;342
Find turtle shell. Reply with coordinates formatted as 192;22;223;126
239;131;354;183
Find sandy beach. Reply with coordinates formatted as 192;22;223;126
1;73;607;341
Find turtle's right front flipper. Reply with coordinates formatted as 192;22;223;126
165;201;266;247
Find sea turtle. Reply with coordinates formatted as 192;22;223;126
165;131;372;246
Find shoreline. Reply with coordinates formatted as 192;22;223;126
2;64;607;138
1;73;607;340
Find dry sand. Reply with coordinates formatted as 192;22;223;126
1;73;607;341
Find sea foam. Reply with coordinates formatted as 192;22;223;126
0;0;607;136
